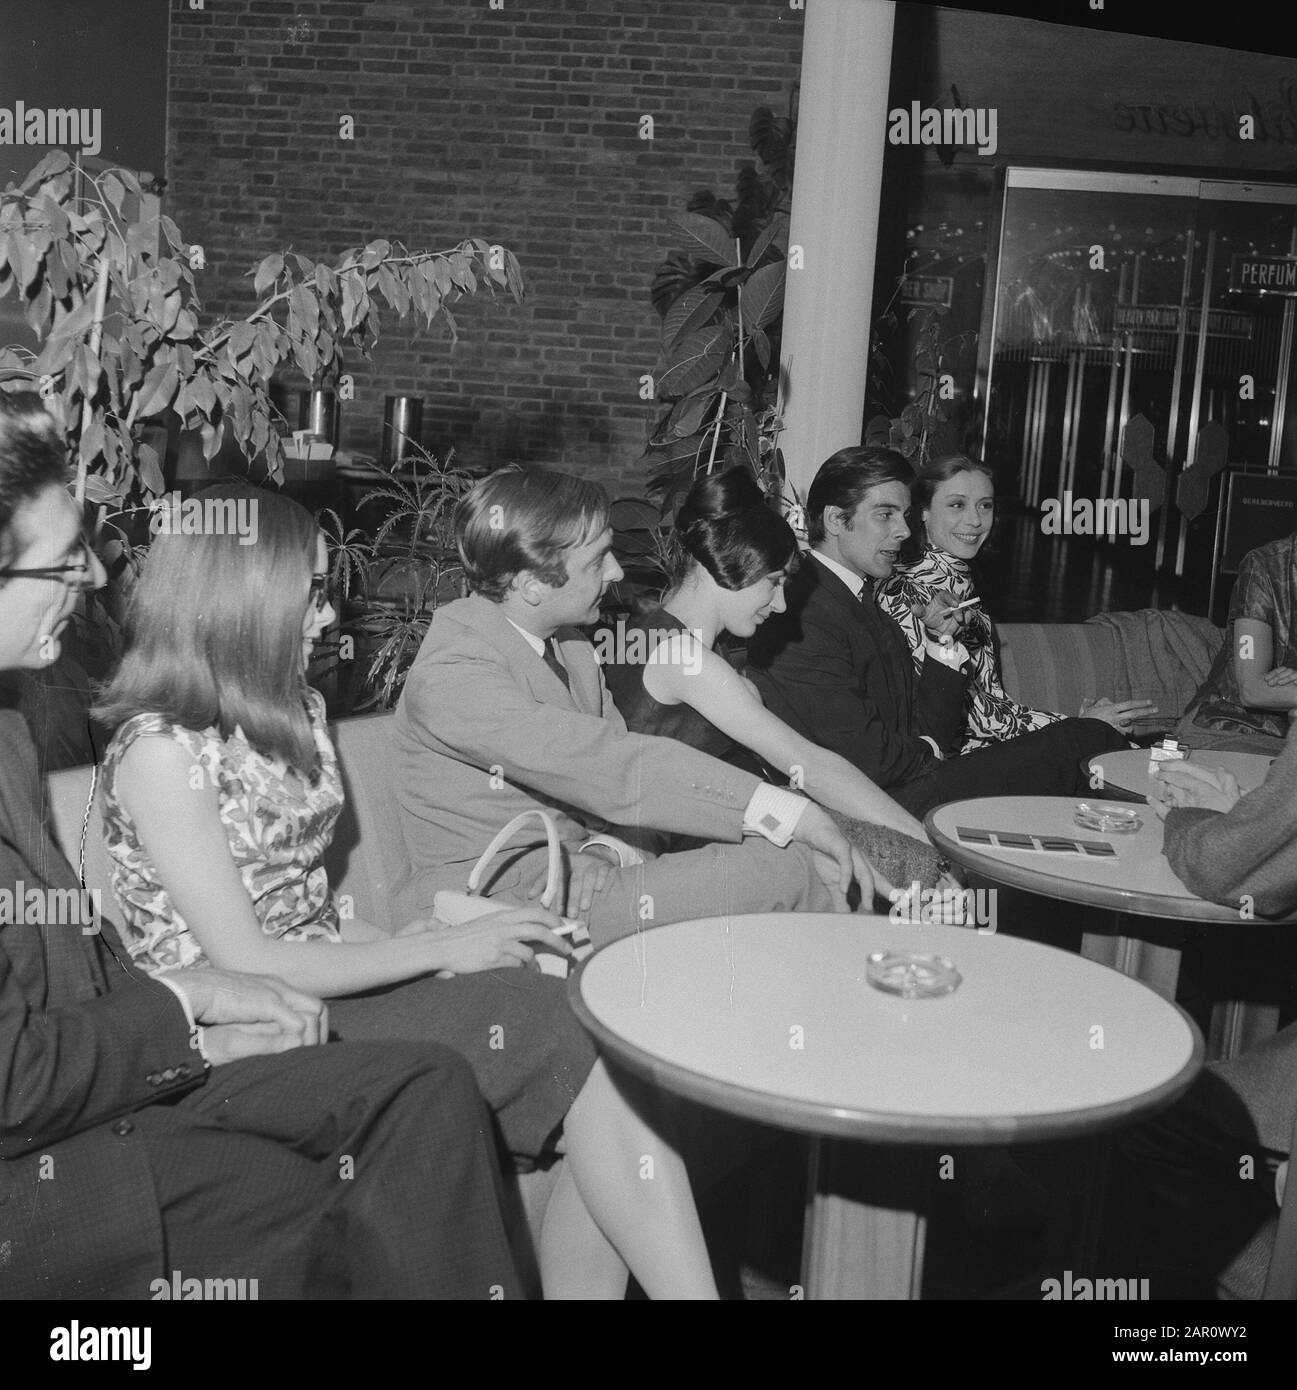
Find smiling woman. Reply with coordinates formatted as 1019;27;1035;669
876;453;1148;750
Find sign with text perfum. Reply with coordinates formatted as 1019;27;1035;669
1230;255;1297;295
901;276;954;309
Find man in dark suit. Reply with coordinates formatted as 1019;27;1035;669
0;392;519;1299
747;447;1125;819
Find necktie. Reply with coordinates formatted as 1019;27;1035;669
542;639;571;692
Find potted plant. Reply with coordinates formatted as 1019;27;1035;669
863;298;976;467
0;150;524;756
638;101;796;513
312;445;482;713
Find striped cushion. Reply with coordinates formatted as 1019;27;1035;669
996;622;1117;719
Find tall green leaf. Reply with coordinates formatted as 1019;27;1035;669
656;325;729;400
739;262;786;331
662;285;722;349
670;213;738;268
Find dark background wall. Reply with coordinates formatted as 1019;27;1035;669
166;0;804;496
4;2;1295;497
0;0;169;181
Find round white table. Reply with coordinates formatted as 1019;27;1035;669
927;795;1295;1058
1089;748;1275;803
571;913;1202;1300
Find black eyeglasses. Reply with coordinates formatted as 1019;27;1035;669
308;573;333;612
0;536;95;587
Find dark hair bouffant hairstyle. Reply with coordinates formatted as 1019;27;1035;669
456;464;610;602
806;446;915;544
906;453;997;555
667;468;799;590
0;392;71;572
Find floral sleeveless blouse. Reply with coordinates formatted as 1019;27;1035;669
99;687;345;974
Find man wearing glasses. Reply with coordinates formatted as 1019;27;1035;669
0;392;522;1300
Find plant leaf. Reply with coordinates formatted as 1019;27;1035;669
253;253;284;296
135;362;179;419
17;150;72;193
745;212;789;268
655;324;729;400
662;285;722;349
652;389;716;444
670;212;738;268
739;261;786;330
137;440;165;495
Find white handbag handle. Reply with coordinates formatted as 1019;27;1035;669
465;809;563;911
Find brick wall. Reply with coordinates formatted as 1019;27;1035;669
166;0;803;497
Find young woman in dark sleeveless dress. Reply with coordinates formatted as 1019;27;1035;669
603;469;949;890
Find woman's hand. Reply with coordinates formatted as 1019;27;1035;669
913;590;963;640
1150;762;1242;816
422;906;572;976
1263;665;1297;687
1079;697;1157;732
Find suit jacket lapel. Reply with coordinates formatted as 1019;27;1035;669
461;594;582;711
554;627;600;715
0;710;106;1005
806;553;869;627
806;555;913;712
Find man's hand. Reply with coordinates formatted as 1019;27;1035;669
1079;696;1157;732
1150;762;1242;816
164;967;329;1065
1263;666;1297;687
794;803;894;909
526;846;616;919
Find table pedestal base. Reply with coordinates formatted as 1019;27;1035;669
1210;999;1282;1058
1080;926;1181;999
801;1137;927;1299
1081;918;1279;1061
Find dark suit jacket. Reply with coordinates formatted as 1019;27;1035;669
746;553;969;792
0;710;203;1298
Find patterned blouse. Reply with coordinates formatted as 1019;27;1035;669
1183;532;1297;739
875;545;1064;752
99;687;345;974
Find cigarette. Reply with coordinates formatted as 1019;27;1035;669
943;597;981;614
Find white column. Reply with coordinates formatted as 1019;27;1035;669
780;0;896;504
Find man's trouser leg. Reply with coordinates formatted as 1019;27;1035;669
582;838;842;946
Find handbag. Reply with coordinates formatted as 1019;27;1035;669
432;809;591;977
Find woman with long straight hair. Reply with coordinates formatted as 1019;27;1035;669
94;482;719;1300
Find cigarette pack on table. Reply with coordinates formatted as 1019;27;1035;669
1148;738;1187;775
283;430;336;463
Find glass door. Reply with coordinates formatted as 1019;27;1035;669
980;170;1297;580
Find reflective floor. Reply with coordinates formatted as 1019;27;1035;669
976;507;1224;624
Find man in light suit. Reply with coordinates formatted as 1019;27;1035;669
0;392;519;1300
392;466;882;943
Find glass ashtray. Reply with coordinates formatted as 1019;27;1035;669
866;951;962;1000
1074;802;1142;833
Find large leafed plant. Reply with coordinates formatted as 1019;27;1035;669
0;150;523;519
638;103;795;511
